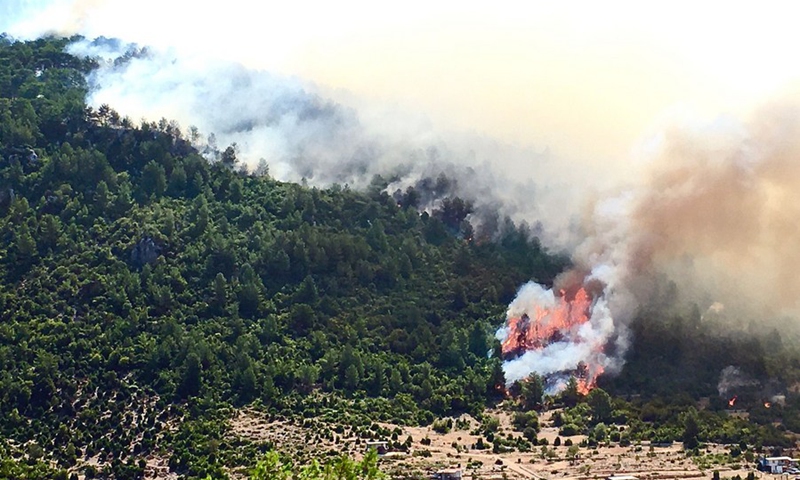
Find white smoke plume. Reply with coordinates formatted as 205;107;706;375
59;36;585;247
497;281;624;388
717;366;759;397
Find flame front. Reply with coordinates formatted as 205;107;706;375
501;288;591;354
497;277;615;394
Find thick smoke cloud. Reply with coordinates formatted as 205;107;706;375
582;103;800;318
497;102;800;388
64;37;583;247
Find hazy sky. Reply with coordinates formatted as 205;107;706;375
6;0;800;179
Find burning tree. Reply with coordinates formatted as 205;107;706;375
496;271;623;395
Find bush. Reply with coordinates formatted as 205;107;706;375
512;411;539;432
482;416;500;434
560;423;580;436
432;418;452;434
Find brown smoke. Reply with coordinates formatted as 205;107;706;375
624;99;800;315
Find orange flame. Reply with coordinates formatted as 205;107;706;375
501;288;591;353
728;396;737;407
764;402;771;409
495;384;511;398
501;286;604;392
577;368;605;395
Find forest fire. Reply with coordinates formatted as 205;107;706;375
497;275;617;394
728;396;737;407
501;287;592;355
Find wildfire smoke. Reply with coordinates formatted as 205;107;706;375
496;270;626;393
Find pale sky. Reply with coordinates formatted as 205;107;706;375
5;0;800;176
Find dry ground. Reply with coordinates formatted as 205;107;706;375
229;407;775;480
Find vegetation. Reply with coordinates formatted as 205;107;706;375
247;449;384;480
3;34;800;478
0;35;563;478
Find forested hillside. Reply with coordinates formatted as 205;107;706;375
0;36;569;478
5;35;800;480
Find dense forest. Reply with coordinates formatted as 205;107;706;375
0;35;568;479
2;35;800;479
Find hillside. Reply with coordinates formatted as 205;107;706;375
0;36;571;479
4;36;800;480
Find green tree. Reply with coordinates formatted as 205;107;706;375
94;180;110;212
561;377;582;407
344;364;360;392
682;410;700;450
14;223;37;263
142;160;167;198
567;444;580;464
112;178;133;216
520;374;545;410
587;388;613;424
250;451;291;480
168;163;187;196
211;272;227;314
468;322;489;358
289;303;316;334
178;352;202;398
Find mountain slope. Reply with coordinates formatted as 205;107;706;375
0;35;567;479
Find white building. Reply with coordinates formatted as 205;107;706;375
434;468;462;480
758;456;797;474
607;475;639;480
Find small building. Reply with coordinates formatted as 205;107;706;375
365;441;388;455
758;456;798;473
434;468;462;480
607;475;639;480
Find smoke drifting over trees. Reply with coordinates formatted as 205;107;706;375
62;36;583;249
8;1;800;388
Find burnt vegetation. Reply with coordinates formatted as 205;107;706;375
1;36;800;478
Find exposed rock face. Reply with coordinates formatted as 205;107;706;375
130;236;161;266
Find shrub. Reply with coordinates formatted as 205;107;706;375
432;418;452;434
560;423;580;436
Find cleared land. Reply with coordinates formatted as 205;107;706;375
226;408;769;480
